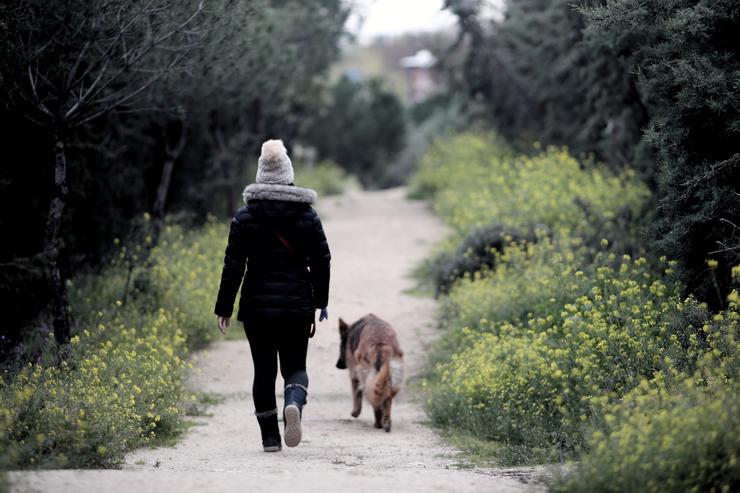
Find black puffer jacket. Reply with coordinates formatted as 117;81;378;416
214;184;330;325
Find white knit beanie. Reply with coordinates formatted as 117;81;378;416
256;139;294;185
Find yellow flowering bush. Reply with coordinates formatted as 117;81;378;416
70;219;226;349
439;236;591;331
551;275;740;492
411;132;648;296
0;310;187;468
408;131;514;200
0;219;228;468
553;308;739;492
417;131;739;485
430;250;702;454
409;132;648;238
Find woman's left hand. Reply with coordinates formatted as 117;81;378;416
319;307;329;321
217;316;230;334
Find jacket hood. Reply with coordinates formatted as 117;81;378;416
243;183;317;204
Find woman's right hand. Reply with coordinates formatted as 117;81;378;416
217;316;230;334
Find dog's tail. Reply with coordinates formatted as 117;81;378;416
373;343;393;371
372;359;392;402
389;356;403;392
370;345;403;402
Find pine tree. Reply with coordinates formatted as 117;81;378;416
584;0;740;308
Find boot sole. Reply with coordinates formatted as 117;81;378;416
284;405;302;447
263;445;282;452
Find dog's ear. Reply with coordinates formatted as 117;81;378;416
339;318;348;334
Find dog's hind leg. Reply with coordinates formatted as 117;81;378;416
373;406;383;428
351;376;362;418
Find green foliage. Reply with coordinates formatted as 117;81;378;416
304;76;407;187
437;237;590;335
0;218;230;468
0;0;349;351
0;311;190;468
408;131;513;200
424;222;534;295
70;217;226;349
385;94;467;188
444;0;740;309
416;131;739;491
554;381;739;493
293;161;358;196
430;247;696;455
552;301;740;493
444;0;648;172
409;133;647;238
582;0;740;311
410;132;648;294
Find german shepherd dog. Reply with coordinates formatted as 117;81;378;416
336;314;404;432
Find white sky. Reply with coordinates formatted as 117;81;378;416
348;0;458;43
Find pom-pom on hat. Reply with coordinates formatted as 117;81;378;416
256;139;294;185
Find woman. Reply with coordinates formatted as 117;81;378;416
214;139;331;452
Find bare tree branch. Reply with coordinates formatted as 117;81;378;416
68;2;204;120
69;0;158;88
27;64;54;119
74;50;190;126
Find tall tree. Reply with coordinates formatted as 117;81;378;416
443;0;649;172
583;0;740;308
304;76;407;187
0;0;205;343
192;0;349;214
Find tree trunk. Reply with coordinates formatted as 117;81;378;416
151;122;187;244
44;132;71;344
212;126;236;216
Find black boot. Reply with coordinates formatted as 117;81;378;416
283;384;307;447
255;408;282;452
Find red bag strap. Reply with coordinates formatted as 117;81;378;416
269;227;309;271
269;227;297;256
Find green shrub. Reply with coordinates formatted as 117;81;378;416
70;217;225;349
438;236;591;328
294;160;357;196
410;132;649;296
429;249;698;455
551;281;740;492
553;382;739;493
424;222;547;295
409;133;647;240
415;131;740;489
408;131;513;200
0;310;189;468
0;217;228;468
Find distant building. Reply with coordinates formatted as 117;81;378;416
399;49;437;104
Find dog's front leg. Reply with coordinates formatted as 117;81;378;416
351;376;362;417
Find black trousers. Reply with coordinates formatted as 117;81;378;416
244;321;311;413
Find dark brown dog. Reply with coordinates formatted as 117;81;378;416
336;314;404;432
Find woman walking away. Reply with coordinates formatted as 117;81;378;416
214;139;331;452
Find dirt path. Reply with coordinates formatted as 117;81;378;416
11;188;544;493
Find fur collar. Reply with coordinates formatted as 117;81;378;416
243;183;317;204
